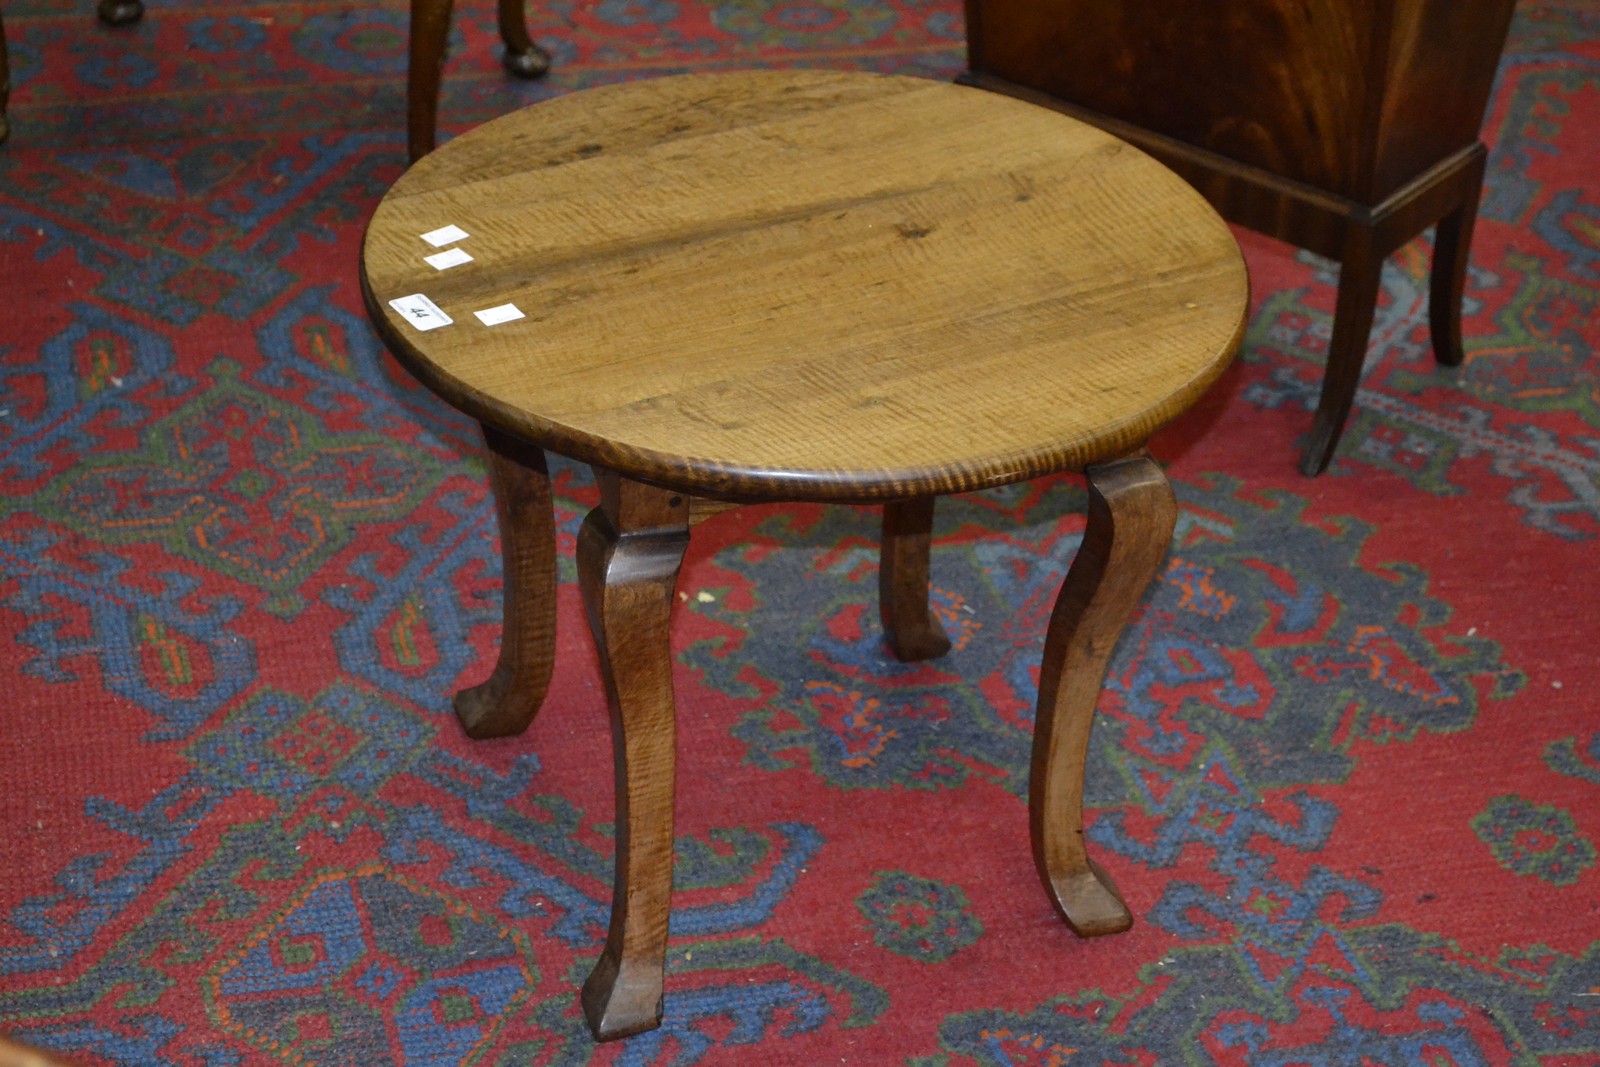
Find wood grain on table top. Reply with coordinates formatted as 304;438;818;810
362;70;1248;501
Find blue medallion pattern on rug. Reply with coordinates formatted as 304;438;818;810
857;872;983;962
1473;795;1596;886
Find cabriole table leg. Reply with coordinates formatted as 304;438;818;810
879;497;953;662
577;471;689;1041
453;426;558;739
1031;451;1176;937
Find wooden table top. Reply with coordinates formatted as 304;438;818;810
361;70;1248;502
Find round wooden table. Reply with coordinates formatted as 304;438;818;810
361;70;1247;1042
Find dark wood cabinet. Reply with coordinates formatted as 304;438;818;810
962;0;1517;473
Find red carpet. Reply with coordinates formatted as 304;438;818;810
1;1;1597;1063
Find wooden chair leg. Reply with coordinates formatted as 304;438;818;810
1429;145;1487;369
879;497;952;662
497;0;552;79
407;0;454;162
1299;227;1384;476
1031;451;1174;938
453;426;558;739
577;470;689;1042
96;0;143;26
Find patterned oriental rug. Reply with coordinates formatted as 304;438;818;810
2;1;1598;1064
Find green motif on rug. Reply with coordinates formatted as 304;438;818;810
936;933;1600;1064
32;359;445;614
1545;731;1600;786
1473;794;1596;885
857;871;983;962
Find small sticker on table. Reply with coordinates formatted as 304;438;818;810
425;247;474;270
421;224;469;247
389;293;453;331
475;303;525;326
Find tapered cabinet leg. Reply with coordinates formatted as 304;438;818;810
1300;228;1384;476
1429;146;1487;369
577;471;689;1042
454;426;558;739
407;0;454;162
1031;451;1175;937
880;497;952;662
497;0;552;78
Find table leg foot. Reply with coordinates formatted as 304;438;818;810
577;472;688;1042
97;0;144;26
454;427;557;739
1031;452;1174;938
581;950;666;1042
1047;858;1132;937
498;0;552;79
879;497;952;662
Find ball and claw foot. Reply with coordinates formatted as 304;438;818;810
503;43;552;79
97;0;145;26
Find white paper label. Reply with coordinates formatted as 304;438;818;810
425;247;474;270
420;224;470;247
475;303;525;326
388;293;453;331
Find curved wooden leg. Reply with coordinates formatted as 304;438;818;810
497;0;552;79
453;426;557;739
577;471;689;1042
1299;228;1383;476
1429;146;1487;369
96;0;144;26
407;0;454;162
880;497;952;662
1;12;10;147
1031;451;1174;937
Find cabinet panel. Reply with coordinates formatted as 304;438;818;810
966;0;1388;198
1373;0;1517;197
